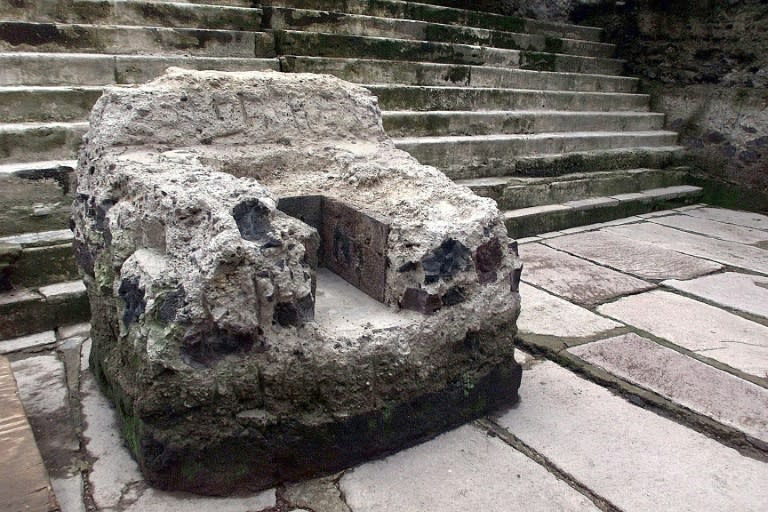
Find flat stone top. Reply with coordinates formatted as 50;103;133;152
663;271;768;322
685;207;768;231
651;213;768;244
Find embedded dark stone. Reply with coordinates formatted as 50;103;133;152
442;286;466;306
421;238;472;284
397;261;418;273
118;277;145;327
511;264;523;293
400;288;442;314
157;287;186;323
475;237;503;284
233;200;272;242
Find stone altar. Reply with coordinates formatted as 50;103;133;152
72;68;522;495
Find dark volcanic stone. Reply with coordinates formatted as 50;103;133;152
421;238;472;284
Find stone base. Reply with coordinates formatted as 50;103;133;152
92;355;521;495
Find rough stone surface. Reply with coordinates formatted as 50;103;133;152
0;330;56;354
283;476;351;512
520;242;654;305
598;290;768;380
606;222;768;275
72;69;522;494
495;361;768;512
543;229;722;280
569;333;768;444
663;271;768;322
339;424;599;512
517;283;622;339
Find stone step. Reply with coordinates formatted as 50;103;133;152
394;131;679;179
503;185;704;238
281;56;638;93
458;167;692;210
0;86;103;123
0;83;650;124
383;110;664;137
263;0;604;42
370;85;649;113
0;21;275;58
268;7;615;58
274;30;624;75
0;122;87;164
0;229;78;290
0;279;89;339
0;52;280;86
0;0;263;30
0;160;75;236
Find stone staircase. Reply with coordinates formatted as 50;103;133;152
0;0;701;340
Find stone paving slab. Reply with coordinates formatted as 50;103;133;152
606;222;768;275
495;361;768;512
10;354;80;480
80;371;276;511
544;230;722;280
663;271;768;322
0;355;57;512
685;207;768;231
520;242;654;305
517;282;622;340
0;330;56;354
598;290;768;380
650;213;768;244
339;424;599;512
568;333;768;444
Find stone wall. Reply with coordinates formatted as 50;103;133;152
579;0;768;209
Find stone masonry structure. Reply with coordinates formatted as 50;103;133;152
71;68;523;495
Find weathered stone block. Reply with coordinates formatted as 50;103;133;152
73;69;522;495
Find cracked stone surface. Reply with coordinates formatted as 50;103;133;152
598;290;768;380
569;333;768;444
339;424;599;512
650;213;768;244
543;229;722;280
495;361;768;512
517;283;622;339
520;242;654;305
605;222;768;275
663;271;768;322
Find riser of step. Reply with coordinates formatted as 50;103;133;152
504;185;704;238
383;111;665;137
370;85;649;113
0;123;87;164
0;161;75;237
418;146;686;180
0;84;650;124
281;57;638;93
0;87;103;123
458;168;691;210
0;230;78;289
0;53;280;87
268;7;614;58
396;132;680;179
0;22;276;58
275;31;624;75
0;0;263;31
263;0;604;42
0;280;88;339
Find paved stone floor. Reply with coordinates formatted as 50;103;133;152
2;204;767;511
